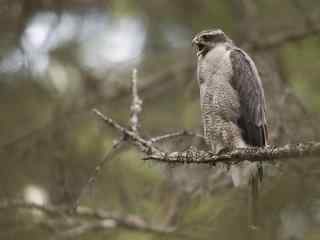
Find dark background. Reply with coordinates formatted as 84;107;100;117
0;0;320;239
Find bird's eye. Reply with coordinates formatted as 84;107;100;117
202;33;227;43
203;35;213;41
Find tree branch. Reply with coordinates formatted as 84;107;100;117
0;199;65;217
0;200;173;239
251;22;320;50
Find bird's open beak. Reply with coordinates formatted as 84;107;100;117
192;37;199;47
192;38;206;57
192;38;201;56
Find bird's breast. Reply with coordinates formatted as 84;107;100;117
198;45;240;121
198;44;233;82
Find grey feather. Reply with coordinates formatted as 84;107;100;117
230;49;268;147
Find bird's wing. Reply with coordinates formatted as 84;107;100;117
230;48;268;147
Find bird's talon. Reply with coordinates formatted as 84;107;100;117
217;147;231;155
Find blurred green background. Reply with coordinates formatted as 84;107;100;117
0;0;320;239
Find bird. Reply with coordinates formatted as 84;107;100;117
192;29;268;227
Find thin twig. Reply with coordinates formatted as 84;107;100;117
72;137;125;211
130;69;143;133
150;130;204;143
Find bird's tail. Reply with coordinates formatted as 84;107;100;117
249;173;259;229
248;162;263;237
230;162;262;234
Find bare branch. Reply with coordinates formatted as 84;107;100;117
144;142;320;165
55;207;174;239
92;109;163;155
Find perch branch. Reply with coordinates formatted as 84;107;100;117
144;142;320;165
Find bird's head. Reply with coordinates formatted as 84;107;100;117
192;29;232;57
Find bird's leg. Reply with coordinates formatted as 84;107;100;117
211;140;230;155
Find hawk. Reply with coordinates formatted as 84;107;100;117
192;29;268;188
